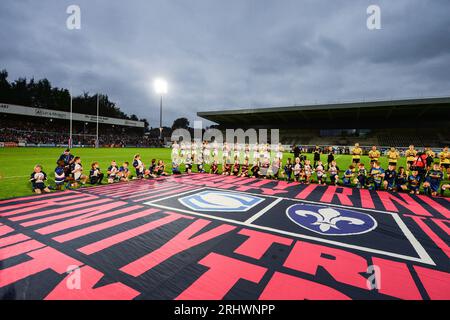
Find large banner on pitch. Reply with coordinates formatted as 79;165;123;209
0;174;449;300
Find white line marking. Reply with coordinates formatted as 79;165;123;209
198;187;435;265
244;198;283;224
144;187;206;204
391;213;435;265
0;175;29;179
147;202;435;265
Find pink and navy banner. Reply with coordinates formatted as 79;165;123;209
0;173;449;300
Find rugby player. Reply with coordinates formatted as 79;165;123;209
387;147;400;166
368;146;381;167
405;145;417;170
351;143;363;165
439;146;450;176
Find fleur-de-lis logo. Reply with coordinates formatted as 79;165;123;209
296;207;365;232
286;204;377;236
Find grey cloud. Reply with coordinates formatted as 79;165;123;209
1;0;449;127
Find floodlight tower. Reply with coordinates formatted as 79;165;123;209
154;78;168;141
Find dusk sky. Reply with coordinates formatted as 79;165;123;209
1;0;449;127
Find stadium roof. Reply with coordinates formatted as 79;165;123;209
197;97;450;129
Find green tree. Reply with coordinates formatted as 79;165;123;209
172;117;190;130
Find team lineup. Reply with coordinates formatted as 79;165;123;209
2;0;450;309
27;142;450;198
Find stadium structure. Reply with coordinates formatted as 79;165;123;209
198;97;450;148
0;103;163;147
1;96;450;301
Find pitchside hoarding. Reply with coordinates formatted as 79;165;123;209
0;103;145;128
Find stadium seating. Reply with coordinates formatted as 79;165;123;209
0;118;163;147
279;127;448;148
376;129;448;147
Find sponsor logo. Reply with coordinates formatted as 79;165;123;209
179;191;264;212
286;204;377;236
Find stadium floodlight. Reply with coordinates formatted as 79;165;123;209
153;78;168;140
154;78;168;95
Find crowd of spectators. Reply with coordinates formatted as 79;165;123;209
0;119;163;147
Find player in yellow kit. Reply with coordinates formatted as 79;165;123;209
387;147;400;166
351;143;363;165
368;146;380;167
405;145;417;170
439;146;450;176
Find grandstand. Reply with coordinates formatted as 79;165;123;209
0;71;170;148
198;97;450;148
0;111;163;148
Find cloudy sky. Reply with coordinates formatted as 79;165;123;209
1;0;449;127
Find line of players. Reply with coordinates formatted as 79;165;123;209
170;140;285;165
169;142;450;197
347;143;450;196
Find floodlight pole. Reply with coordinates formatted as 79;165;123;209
159;95;163;141
96;94;99;148
69;90;73;148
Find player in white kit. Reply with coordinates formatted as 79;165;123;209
203;141;211;164
244;143;250;160
212;140;219;162
172;141;179;160
223;142;230;163
234;143;241;162
185;141;192;160
252;143;259;163
180;141;186;162
191;140;198;162
275;143;283;160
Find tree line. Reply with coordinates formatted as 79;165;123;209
0;69;149;130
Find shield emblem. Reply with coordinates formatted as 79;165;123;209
179;191;264;212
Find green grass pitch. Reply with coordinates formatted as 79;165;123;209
0;147;448;199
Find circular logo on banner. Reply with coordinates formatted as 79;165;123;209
179;191;264;212
286;203;377;236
